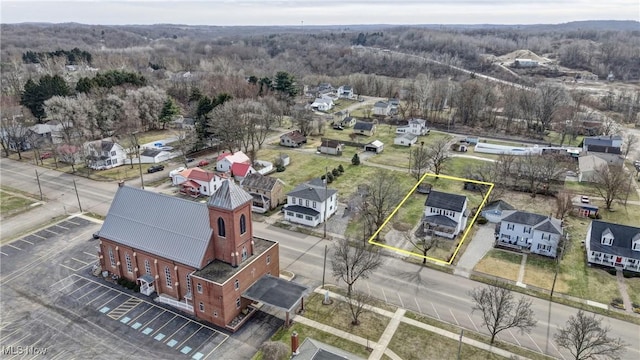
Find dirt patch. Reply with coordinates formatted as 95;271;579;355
495;49;551;64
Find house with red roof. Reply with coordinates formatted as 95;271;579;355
216;151;251;172
172;167;224;196
231;162;255;182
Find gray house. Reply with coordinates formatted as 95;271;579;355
353;121;376;136
496;211;563;258
585;220;640;273
481;200;515;223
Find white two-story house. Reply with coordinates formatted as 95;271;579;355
337;85;354;99
396;118;430;136
496;211;563;258
284;178;338;227
423;190;468;239
84;139;128;170
585;220;640;273
172;167;224;196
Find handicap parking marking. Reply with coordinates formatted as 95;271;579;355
174;325;203;352
96;293;130;312
192;352;204;360
167;339;178;347
131;322;142;330
154;333;166;341
180;346;192;355
142;327;153;335
149;314;177;337
99;307;110;314
162;321;191;345
107;297;142;320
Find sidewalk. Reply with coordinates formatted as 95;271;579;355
294;288;530;360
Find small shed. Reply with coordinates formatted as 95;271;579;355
394;133;418;147
364;140;384;153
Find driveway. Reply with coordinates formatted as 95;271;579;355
454;224;496;277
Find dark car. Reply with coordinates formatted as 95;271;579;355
147;164;165;173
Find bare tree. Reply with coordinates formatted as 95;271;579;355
292;107;315;136
363;171;404;232
555;190;575;220
0;113;31;159
172;129;198;167
259;341;289;360
411;141;429;180
126;86;166;131
425;137;451;177
331;237;382;297
534;83;568;135
592;164;630;210
469;283;537;344
471;161;504;204
554;310;627;360
404;231;440;265
345;289;371;326
623;133;638;160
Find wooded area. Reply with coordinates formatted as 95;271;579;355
1;21;639;164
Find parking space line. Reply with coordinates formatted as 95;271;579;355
83;252;98;258
431;302;441;320
549;340;567;360
59;264;78;271
45;229;59;235
164;322;190;344
381;287;387;303
127;307;154;324
31;233;46;239
449;309;459;325
0;251;8;256
53;275;83;290
140;311;165;330
467;314;479;332
414;298;422;314
6;244;22;250
107;298;142;320
508;329;521;346
71;257;90;265
19;238;34;245
396;292;404;308
527;333;544;353
5;333;32;348
96;293;122;310
66;220;80;226
150;315;177;337
86;290;112;305
201;338;227;360
76;286;103;300
68;281;92;295
56;224;69;230
176;325;202;349
0;328;20;342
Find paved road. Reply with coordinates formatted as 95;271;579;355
2;157;639;359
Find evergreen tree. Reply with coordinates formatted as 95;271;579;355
352;153;360;165
20;75;70;122
159;97;180;130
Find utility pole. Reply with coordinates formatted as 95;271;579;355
457;329;464;360
322;244;327;288
35;169;43;200
132;132;144;189
73;179;83;212
323;166;328;239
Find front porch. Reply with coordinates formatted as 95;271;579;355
156;294;194;313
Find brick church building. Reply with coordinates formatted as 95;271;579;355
96;180;282;330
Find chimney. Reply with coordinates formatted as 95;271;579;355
291;331;299;355
118;180;125;187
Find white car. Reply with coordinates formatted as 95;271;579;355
169;167;185;178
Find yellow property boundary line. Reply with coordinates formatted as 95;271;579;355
368;172;494;265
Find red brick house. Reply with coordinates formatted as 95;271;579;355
96;180;293;331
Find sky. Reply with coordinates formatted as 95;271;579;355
1;0;638;26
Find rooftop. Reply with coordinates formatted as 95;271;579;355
193;237;277;284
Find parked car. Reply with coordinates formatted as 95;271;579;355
40;152;52;160
332;125;344;130
198;160;210;167
186;157;195;163
147;164;165;173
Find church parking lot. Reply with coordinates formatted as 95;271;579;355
1;216;281;360
51;274;228;360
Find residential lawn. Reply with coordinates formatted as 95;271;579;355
266;322;372;359
331;99;358;112
136;129;175;145
392;193;425;227
545;131;584;147
0;188;38;217
597;204;640;227
366;132;453;168
303;292;390;343
445;157;488;178
474;249;522;282
523;255;567;293
564;181;640;202
388;323;507;360
626;276;640;306
558;217;622;304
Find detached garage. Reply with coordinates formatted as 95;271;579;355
364;140;384;153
